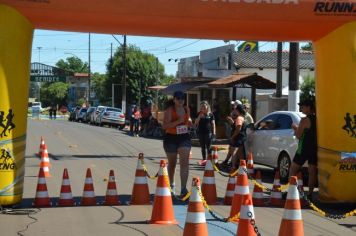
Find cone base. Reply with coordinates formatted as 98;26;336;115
81;198;96;206
148;219;179;225
183;223;208;236
131;185;150;205
237;219;257;236
278;219;304;236
58;199;75;207
33;200;51;208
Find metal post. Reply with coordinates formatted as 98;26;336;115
88;33;91;105
288;42;300;111
276;42;283;98
122;35;127;113
112;83;115;107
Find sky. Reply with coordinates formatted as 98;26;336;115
31;30;295;76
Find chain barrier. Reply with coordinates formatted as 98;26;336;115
248;211;262;236
139;158;158;180
297;187;356;219
212;161;238;177
196;185;240;222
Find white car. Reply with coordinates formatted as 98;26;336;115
91;106;106;125
97;107;125;129
246;111;305;182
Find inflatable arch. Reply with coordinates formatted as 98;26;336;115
0;1;355;205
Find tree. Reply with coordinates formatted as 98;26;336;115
301;42;313;51
40;82;69;107
106;45;168;109
91;72;107;104
300;75;315;102
56;56;89;73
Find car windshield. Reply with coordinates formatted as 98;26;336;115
106;108;122;113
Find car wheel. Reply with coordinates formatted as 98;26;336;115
278;152;291;184
119;125;125;130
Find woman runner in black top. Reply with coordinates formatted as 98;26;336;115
195;101;216;166
290;99;317;199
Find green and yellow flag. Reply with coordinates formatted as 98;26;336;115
238;41;258;52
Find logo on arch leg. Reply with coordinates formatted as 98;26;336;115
342;112;356;138
0;109;16;139
0;148;17;171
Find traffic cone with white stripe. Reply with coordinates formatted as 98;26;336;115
270;170;283;207
40;144;51;177
237;194;257;236
183;177;208;236
229;159;249;222
297;172;307;208
33;168;51;207
224;167;237;205
38;136;45;157
252;170;264;206
104;170;120;205
278;176;304;236
201;154;217;204
80;168;96;206
58;168;75;207
247;152;254;178
130;153;150;205
148;160;178;224
212;146;219;164
189;150;193;159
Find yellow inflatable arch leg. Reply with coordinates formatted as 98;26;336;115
314;22;356;203
0;5;33;206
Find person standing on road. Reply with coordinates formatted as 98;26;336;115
195;101;216;166
162;91;191;197
290;99;317;200
132;106;141;137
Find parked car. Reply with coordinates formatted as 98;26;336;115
97;107;125;129
91;106;106;125
84;106;96;123
246;111;305;183
68;106;80;121
76;108;87;122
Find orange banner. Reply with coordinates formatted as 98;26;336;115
1;0;355;40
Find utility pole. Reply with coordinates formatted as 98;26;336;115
88;33;91;106
122;35;127;113
276;42;283;98
288;42;300;111
37;47;42;63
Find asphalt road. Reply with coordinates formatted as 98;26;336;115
0;119;355;236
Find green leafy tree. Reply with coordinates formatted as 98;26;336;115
55;56;89;73
91;72;107;104
40;82;69;107
300;75;315;102
301;42;313;51
106;45;168;109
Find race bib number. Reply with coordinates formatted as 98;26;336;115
176;125;188;134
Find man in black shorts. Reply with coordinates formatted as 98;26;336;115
290;99;317;199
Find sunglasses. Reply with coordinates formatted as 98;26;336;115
175;97;185;100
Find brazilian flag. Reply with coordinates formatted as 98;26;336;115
238;41;258;52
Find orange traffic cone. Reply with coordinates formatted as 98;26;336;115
212;146;219;164
148;160;178;225
237;194;257;236
201;154;217;204
130;153;150;205
247;152;254;178
104;170;120;205
40;144;51;177
38;136;45;157
58;168;75;207
278;176;304;236
80;168;96;206
297;172;307;208
252;170;264;207
33;168;51;207
229;159;249;222
189;150;193;159
270;170;283;207
224;167;237;205
183;177;208;236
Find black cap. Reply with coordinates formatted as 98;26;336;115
173;91;185;99
298;99;315;108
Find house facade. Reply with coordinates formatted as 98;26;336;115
174;45;315;121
